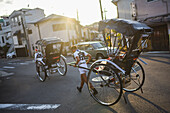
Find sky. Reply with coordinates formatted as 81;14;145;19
0;0;117;25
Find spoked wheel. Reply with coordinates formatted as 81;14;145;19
123;61;145;92
57;55;67;76
87;63;122;106
36;62;47;82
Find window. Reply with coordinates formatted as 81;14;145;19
18;16;21;22
27;29;32;34
11;18;14;26
53;23;66;31
5;36;8;40
2;36;5;43
147;0;158;2
84;44;93;50
11;18;14;22
15;17;18;22
92;43;104;49
18;36;22;45
0;24;2;31
6;22;9;26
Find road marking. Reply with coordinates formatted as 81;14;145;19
20;63;28;65
0;71;14;77
3;66;15;69
25;60;35;63
0;104;60;110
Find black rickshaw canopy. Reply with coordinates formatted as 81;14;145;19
98;18;152;36
35;37;63;46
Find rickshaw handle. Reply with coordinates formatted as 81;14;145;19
67;62;90;70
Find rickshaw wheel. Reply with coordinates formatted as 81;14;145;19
36;61;47;82
123;61;145;92
87;63;122;106
57;55;67;76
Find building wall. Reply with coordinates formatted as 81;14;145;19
9;8;45;57
117;0;134;20
25;8;45;23
136;0;170;51
0;18;12;47
38;19;77;42
136;0;170;20
27;24;40;56
38;20;68;41
114;0;170;51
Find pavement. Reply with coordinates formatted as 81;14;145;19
0;57;34;80
0;51;169;79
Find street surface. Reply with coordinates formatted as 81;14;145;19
0;54;170;113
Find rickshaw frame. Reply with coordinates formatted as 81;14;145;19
86;18;152;106
35;37;67;82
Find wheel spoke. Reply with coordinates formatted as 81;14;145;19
57;56;67;76
87;63;122;106
36;62;46;82
123;61;145;92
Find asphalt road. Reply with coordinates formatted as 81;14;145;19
0;55;170;113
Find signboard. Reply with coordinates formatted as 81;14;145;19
13;36;18;45
131;2;137;17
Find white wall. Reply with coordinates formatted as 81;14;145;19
136;0;170;20
27;24;40;56
38;20;70;42
117;0;134;20
25;8;45;23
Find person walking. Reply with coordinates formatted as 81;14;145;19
71;45;98;95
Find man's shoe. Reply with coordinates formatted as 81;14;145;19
77;87;82;92
46;70;50;77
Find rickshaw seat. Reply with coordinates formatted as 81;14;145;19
46;53;60;67
48;53;60;61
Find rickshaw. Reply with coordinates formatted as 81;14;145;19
35;38;67;82
85;18;152;106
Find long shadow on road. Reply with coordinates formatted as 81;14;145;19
124;92;168;113
141;56;170;65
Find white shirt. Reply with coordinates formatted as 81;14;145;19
34;52;43;61
73;49;88;66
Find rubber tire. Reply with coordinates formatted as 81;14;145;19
87;63;123;106
123;61;145;92
36;62;47;82
57;56;67;76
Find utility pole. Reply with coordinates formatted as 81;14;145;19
76;9;79;21
99;0;108;49
104;8;107;20
21;12;32;57
99;0;104;20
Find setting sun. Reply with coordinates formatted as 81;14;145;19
0;0;117;25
